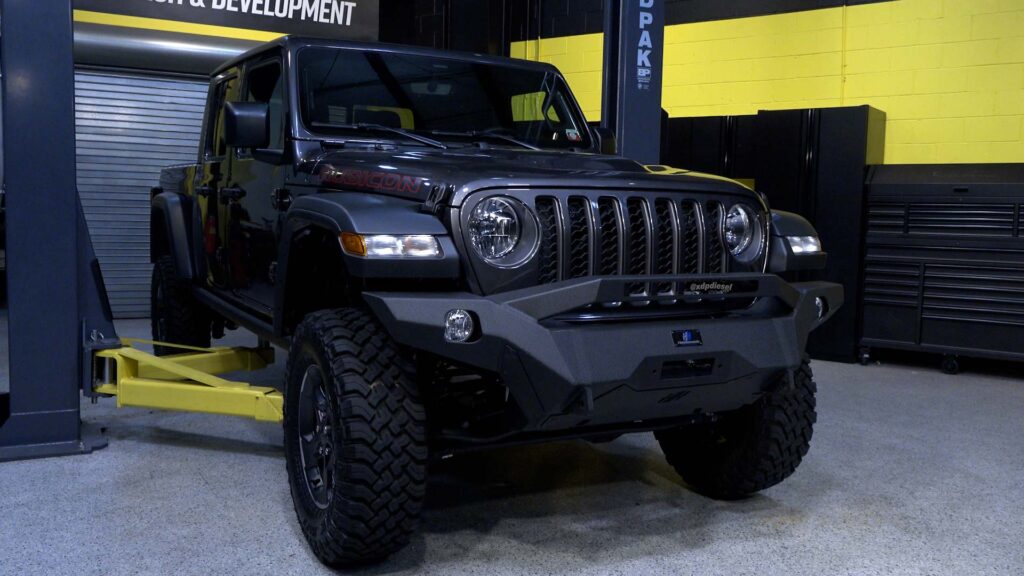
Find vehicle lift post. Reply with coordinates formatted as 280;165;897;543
601;0;665;164
0;0;283;461
0;0;111;460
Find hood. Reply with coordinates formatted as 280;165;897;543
298;145;753;205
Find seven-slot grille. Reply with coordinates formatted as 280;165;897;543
535;195;729;299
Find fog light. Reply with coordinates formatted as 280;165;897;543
815;297;827;319
444;309;475;343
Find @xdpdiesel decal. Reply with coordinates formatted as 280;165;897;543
685;281;734;295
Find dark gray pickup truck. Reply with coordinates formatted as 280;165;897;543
153;36;841;566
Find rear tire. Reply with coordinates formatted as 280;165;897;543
656;360;816;500
284;308;427;567
150;255;210;356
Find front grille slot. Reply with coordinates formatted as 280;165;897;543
653;199;676;295
536;197;561;284
704;201;726;274
625;198;650;295
566;197;592;279
596;198;621;276
679;201;701;275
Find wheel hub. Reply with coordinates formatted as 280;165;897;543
298;364;335;510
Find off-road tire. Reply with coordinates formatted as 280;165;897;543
656;360;816;500
150;255;210;356
284;308;427;567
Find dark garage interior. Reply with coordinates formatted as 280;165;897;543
1;0;1023;574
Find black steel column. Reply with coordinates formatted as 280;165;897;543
602;0;664;164
0;0;102;459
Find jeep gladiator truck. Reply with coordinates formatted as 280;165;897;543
152;37;842;566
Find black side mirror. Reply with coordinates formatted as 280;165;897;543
593;126;617;155
225;101;269;149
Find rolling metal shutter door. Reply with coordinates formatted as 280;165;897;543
75;71;207;318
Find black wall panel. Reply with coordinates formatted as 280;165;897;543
512;0;894;41
661;115;757;179
380;0;513;54
385;0;897;53
383;0;896;49
379;0;448;49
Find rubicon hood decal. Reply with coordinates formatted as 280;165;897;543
315;164;433;199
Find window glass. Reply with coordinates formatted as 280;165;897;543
244;61;285;150
207;75;239;159
297;48;592;150
511;91;562;123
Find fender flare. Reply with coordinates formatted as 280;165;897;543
150;191;199;280
273;191;462;334
277;191;460;281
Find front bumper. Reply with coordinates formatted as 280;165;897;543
364;274;842;434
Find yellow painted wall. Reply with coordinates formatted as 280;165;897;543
511;0;1024;164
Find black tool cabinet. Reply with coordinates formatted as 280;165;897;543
755;106;886;363
860;164;1024;373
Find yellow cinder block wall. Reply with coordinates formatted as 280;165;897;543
510;0;1024;164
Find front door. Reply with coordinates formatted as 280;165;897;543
195;70;240;290
223;54;288;315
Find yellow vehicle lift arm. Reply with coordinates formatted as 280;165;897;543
92;339;284;423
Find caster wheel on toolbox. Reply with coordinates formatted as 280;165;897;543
858;347;871;366
941;355;960;375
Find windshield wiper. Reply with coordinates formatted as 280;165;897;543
429;130;540;151
311;122;448;149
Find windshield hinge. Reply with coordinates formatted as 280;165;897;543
423;184;455;215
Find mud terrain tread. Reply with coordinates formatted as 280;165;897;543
284;308;427;566
656;360;816;499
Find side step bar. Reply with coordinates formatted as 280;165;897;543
92;339;284;423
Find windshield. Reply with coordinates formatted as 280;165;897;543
297;47;593;150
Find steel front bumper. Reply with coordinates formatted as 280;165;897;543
364;274;843;433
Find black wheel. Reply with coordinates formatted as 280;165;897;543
284;308;427;567
941;355;960;375
656;360;817;500
150;255;210;356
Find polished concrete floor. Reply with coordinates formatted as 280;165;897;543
1;320;1022;575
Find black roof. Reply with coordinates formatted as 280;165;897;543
211;36;559;77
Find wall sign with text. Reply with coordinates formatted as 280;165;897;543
75;0;380;41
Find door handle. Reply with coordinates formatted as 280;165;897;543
271;188;292;211
196;185;213;198
220;186;247;203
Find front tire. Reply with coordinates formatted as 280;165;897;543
150;255;210;356
284;308;427;567
656;360;817;500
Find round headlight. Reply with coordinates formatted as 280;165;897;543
466;195;544;268
469;197;521;260
724;204;757;256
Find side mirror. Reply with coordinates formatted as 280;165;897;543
593;126;617;155
225;101;269;149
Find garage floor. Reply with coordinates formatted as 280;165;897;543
1;320;1022;576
